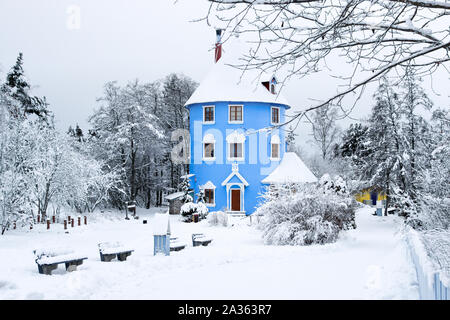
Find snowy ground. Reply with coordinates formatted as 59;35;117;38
0;206;419;299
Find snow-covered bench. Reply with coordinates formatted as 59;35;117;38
34;248;87;275
192;233;213;247
170;237;186;252
98;242;134;262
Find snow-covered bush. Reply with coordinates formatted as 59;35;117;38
180;202;197;222
207;211;228;227
180;201;209;222
256;176;356;246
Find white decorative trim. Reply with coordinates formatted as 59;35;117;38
228;104;244;124
221;164;249;186
200;181;216;190
202;105;215;124
226;130;246;143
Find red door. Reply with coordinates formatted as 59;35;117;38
231;189;241;211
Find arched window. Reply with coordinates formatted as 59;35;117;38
203;133;215;160
270;135;280;160
201;181;216;206
226;131;246;161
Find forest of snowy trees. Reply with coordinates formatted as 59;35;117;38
0;53;197;234
332;74;449;230
295;73;449;231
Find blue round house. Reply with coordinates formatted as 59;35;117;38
184;32;317;215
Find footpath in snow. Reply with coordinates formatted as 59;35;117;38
0;207;419;299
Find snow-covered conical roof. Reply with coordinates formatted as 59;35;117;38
262;152;318;184
185;38;290;107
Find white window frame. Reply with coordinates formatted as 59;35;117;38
228;104;244;124
201;181;216;207
202;134;216;161
227;142;245;161
271;106;280;125
202;105;215;124
203;188;215;207
270;135;281;161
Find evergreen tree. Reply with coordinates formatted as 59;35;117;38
1;53;51;123
362;78;405;216
285;125;297;152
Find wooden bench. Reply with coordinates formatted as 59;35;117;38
34;249;87;275
170;237;186;252
192;233;213;247
98;242;134;262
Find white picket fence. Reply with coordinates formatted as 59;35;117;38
406;229;449;300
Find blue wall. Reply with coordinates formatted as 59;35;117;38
187;101;289;215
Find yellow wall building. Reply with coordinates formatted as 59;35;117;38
355;188;387;205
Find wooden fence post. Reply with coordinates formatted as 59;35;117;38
37;215;40;223
78;216;81;226
52;216;56;223
46;219;50;230
64;220;67;230
71;219;74;228
84;216;87;225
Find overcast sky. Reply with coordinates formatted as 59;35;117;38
0;0;448;154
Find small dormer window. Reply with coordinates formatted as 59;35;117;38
270;77;277;94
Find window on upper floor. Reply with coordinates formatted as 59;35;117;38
271;107;280;125
270;135;280;160
203;105;215;124
226;131;245;161
229;143;243;159
203;133;215;160
229;105;243;123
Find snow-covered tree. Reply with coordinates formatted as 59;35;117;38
89;81;164;208
285;125;297;152
309;105;340;160
0;53;51;123
203;1;449;126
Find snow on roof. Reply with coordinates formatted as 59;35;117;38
185;38;290;107
152;212;171;235
164;191;184;201
180;173;195;179
262;152;318;184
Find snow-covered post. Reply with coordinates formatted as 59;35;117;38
46;219;50;230
77;216;81;226
153;213;171;256
71;219;74;228
84;216;87;225
64;220;67;230
376;200;383;216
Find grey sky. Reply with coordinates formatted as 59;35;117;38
0;0;448;154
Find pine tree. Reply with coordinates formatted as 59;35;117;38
285;125;297;152
363;78;405;216
1;53;51;122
